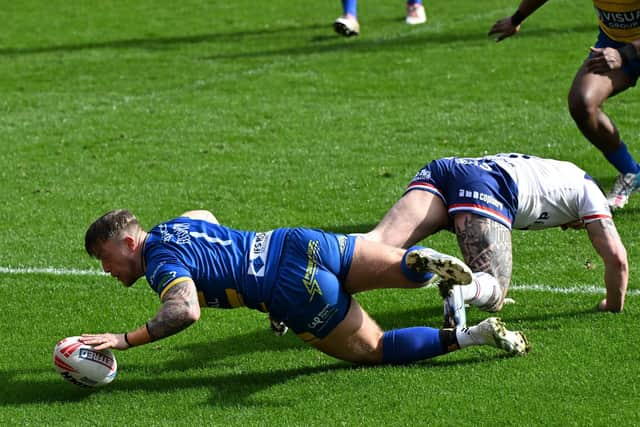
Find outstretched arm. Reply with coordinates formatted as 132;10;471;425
81;279;201;350
585;219;628;312
488;0;549;42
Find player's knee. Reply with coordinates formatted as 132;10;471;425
316;327;384;364
568;90;598;122
349;335;384;364
348;333;383;365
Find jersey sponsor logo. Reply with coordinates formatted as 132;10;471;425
307;304;338;330
457;188;504;210
595;7;640;29
303;240;323;302
173;223;191;244
455;158;493;171
248;231;272;277
159;224;172;242
159;223;192;244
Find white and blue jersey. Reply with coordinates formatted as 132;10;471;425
406;154;611;230
142;218;356;340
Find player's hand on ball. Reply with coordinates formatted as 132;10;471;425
81;333;129;350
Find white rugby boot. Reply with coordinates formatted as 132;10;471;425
457;317;531;356
333;15;360;37
404;247;473;285
405;3;427;25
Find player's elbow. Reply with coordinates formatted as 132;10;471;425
186;304;201;324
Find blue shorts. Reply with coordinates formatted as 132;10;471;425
406;157;519;229
594;29;640;85
268;228;356;342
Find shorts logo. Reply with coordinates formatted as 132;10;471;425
414;168;431;181
307;304;338;331
303;240;323;302
458;188;504;210
337;235;348;257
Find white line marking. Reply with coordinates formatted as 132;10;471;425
511;284;640;296
0;267;105;276
1;267;639;297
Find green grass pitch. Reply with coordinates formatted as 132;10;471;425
1;0;639;425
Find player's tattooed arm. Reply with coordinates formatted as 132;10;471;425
454;214;513;295
147;280;201;340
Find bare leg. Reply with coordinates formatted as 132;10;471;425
568;63;632;153
312;296;531;364
344;238;471;294
312;298;384;364
343;239;425;294
454;213;512;311
364;190;449;248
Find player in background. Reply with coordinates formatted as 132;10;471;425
360;153;628;327
333;0;427;37
80;209;530;364
488;0;640;209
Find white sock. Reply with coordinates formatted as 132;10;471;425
455;325;486;348
447;285;466;327
461;272;501;309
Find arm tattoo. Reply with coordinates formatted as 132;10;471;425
599;218;619;238
147;281;199;340
455;214;513;294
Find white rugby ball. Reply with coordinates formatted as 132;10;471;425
53;336;117;387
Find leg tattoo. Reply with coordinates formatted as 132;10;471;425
454;214;512;309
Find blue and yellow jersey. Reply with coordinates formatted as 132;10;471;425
593;0;640;42
142;217;286;312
